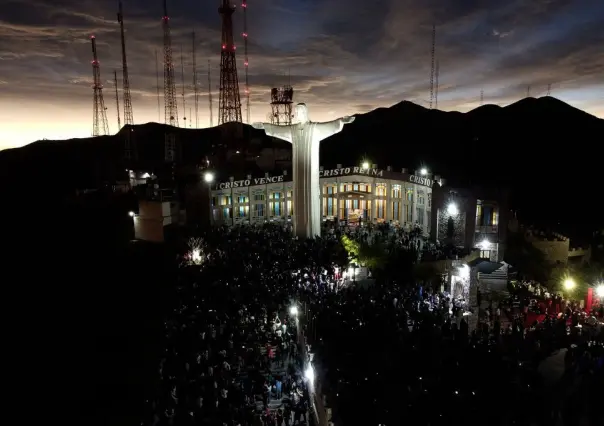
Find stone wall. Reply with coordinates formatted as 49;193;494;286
437;208;466;246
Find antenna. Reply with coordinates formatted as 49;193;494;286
526;85;531;98
155;49;160;122
192;31;199;128
117;0;134;125
90;35;109;136
218;0;242;124
162;0;178;127
480;89;484;106
189;107;192;128
242;0;250;124
180;44;187;128
434;60;439;110
208;59;214;127
547;83;551;96
429;24;436;110
114;70;121;130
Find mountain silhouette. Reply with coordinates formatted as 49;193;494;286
1;96;601;229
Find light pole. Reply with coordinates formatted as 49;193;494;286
204;171;214;225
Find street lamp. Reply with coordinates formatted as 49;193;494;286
420;168;428;175
596;284;604;298
361;161;369;170
563;278;576;291
128;211;135;217
289;306;299;317
203;171;215;225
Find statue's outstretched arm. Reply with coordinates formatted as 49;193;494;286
315;116;355;140
252;122;293;143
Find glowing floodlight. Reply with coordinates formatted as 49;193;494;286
128;211;135;217
563;278;576;291
595;284;604;298
457;264;470;279
447;202;458;216
305;364;315;385
362;161;369;170
204;172;214;183
289;306;298;316
420;168;427;175
191;248;202;264
478;239;490;250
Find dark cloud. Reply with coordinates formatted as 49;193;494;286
0;0;602;148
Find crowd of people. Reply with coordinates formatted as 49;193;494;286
143;223;603;426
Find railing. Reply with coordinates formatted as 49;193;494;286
475;225;498;234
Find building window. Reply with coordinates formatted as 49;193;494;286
492;210;498;226
481;250;491;259
271;201;281;216
271;192;282;200
392;201;400;220
286;191;292;198
254;204;265;217
428;195;431;209
392;184;401;198
417;208;424;225
236;206;248;218
476;205;482;226
237;195;249;204
376;200;385;218
222;208;230;220
327;197;334;216
253;193;265;201
406;190;413;201
376;184;386;196
326;185;336;195
287;201;293;216
405;204;412;222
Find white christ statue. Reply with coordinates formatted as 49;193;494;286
253;103;355;238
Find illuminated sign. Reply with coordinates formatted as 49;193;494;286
215;167;435;189
217;175;284;189
319;167;383;177
409;174;433;187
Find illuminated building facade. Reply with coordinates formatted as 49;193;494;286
430;186;509;262
210;165;441;235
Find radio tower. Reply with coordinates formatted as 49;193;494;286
434;60;440;110
114;70;121;129
192;31;199;128
90;35;109;137
218;0;242;124
480;89;484;106
208;60;214;127
180;45;187;128
242;0;250;123
162;0;178;163
526;85;531;98
117;0;133;125
429;24;436;110
270;86;294;125
546;83;551;96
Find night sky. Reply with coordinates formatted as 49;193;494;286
0;0;603;149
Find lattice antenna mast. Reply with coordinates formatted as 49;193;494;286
117;0;134;125
192;31;199;128
242;0;250;123
434;60;440;110
429;24;436;110
155;50;160;122
218;0;242;124
208;59;214;127
480;89;484;106
162;0;178;126
546;84;551;96
114;70;121;129
180;45;187;128
91;35;109;136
